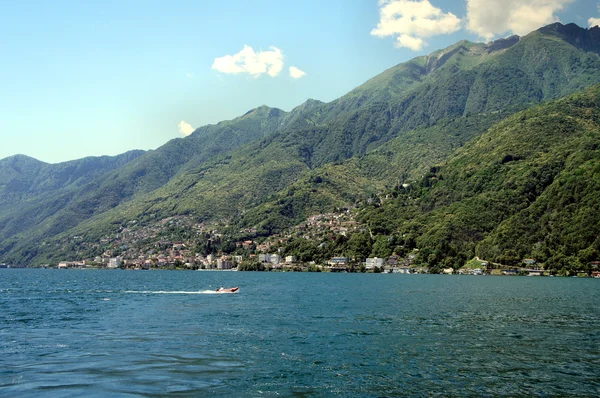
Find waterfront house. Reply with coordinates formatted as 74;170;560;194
328;257;348;266
527;270;543;276
58;261;86;269
328;257;349;272
365;257;385;270
108;257;122;268
216;259;233;270
386;255;399;267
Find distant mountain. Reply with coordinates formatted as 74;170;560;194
0;106;287;248
2;22;600;265
0;151;144;208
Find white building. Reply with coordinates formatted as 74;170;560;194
285;255;296;264
108;257;122;268
58;261;86;269
365;257;385;270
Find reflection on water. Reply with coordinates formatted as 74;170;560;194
1;270;599;396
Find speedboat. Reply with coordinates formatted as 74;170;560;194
216;287;239;293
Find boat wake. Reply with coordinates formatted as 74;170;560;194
123;290;234;295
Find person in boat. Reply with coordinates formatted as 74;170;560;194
216;286;224;292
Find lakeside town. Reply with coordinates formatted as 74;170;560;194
3;210;599;278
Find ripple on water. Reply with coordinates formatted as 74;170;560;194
1;270;600;396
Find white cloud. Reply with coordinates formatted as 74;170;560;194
212;45;284;78
396;34;425;51
371;0;461;50
590;6;600;28
178;121;194;137
289;66;307;79
466;0;574;40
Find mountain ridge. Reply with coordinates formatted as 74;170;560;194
2;22;600;266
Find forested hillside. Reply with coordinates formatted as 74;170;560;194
348;84;600;273
1;23;600;266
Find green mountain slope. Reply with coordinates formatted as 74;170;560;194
2;23;600;265
0;151;144;207
0;106;287;244
356;84;600;272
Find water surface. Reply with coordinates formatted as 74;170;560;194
1;270;599;396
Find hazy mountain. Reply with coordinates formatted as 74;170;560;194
0;151;144;208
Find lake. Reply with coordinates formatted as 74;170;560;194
1;269;599;397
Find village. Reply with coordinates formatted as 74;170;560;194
45;211;600;278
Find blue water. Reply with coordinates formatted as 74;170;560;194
1;270;599;397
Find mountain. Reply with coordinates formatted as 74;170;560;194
0;152;145;206
354;84;600;273
2;23;600;265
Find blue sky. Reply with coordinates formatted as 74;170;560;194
1;0;599;163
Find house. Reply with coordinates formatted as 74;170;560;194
365;257;385;270
329;257;349;272
522;258;537;266
393;267;411;274
442;268;454;274
386;255;399;267
217;259;232;270
472;268;484;275
58;261;86;269
502;269;519;276
328;257;348;266
285;256;296;264
270;254;281;265
107;257;122;268
259;253;271;263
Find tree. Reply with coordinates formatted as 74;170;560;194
347;232;373;261
371;235;393;258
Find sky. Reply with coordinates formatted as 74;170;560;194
1;0;599;164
